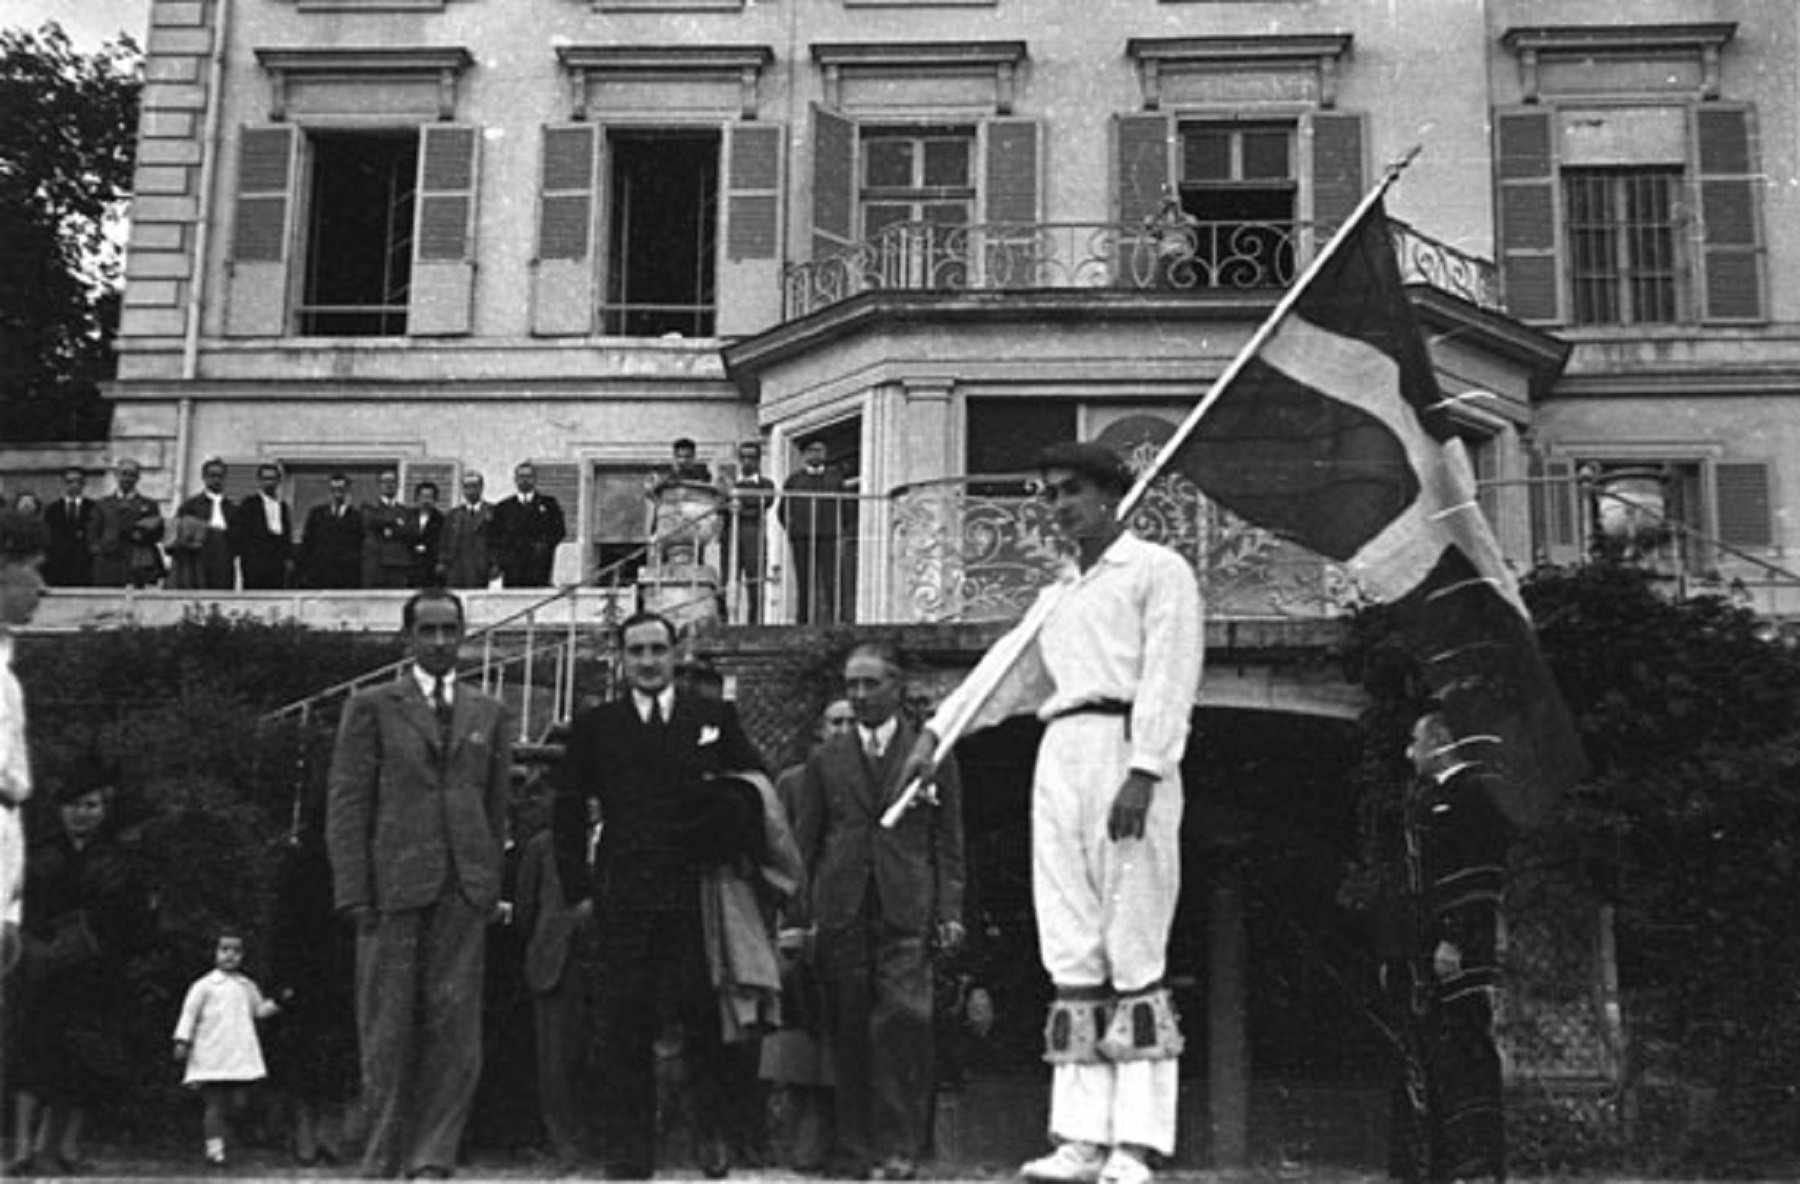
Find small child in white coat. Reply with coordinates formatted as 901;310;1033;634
173;931;281;1167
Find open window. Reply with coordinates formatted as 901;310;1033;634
603;130;720;338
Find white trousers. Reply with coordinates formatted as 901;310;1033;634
1034;714;1183;1155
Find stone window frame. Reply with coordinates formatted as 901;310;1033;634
810;41;1029;116
252;46;475;123
552;44;774;121
1499;23;1737;104
1124;34;1354;112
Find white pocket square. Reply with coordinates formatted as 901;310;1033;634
698;725;721;746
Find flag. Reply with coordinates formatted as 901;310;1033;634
1139;196;1586;828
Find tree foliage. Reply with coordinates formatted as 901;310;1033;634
0;23;140;442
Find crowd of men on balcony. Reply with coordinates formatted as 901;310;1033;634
10;459;568;595
8;443;861;625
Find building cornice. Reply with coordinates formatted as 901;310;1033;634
554;44;775;120
1125;33;1353;110
809;41;1028;114
1500;23;1736;103
253;47;475;121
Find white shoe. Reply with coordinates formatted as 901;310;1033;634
1098;1148;1152;1184
1021;1142;1106;1183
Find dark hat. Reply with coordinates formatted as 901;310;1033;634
675;774;766;867
1034;442;1134;496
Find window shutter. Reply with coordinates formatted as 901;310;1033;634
532;123;601;337
1529;453;1583;567
1113;113;1172;228
401;459;460;503
1494;108;1561;323
1692;104;1766;325
810;104;857;260
980;117;1041;288
225;126;298;337
410;124;480;337
531;461;582;543
1713;461;1773;550
1306;111;1365;236
718;121;785;337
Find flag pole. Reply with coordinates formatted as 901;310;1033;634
882;146;1423;831
1117;145;1424;521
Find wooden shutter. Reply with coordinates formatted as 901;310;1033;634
1495;108;1561;323
410;124;480;337
1306;111;1365;236
980;117;1040;289
1692;104;1765;324
1530;453;1583;567
225;126;298;337
401;459;460;503
1113;112;1172;227
1713;461;1773;550
717;121;785;337
532;461;581;543
532;123;601;337
810;104;857;261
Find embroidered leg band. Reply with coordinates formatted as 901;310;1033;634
1042;986;1113;1065
1097;984;1184;1063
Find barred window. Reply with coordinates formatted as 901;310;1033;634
1563;167;1681;326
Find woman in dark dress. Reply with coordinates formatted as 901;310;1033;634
265;789;361;1165
7;780;150;1174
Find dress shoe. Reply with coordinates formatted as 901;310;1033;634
872;1154;918;1180
700;1137;731;1179
1098;1148;1152;1184
408;1168;453;1180
1022;1141;1106;1184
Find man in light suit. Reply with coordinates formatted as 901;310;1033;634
88;459;164;588
795;643;965;1180
551;611;770;1179
232;462;294;590
440;471;495;589
327;589;512;1180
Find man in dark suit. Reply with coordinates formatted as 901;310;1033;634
88;459;164;588
174;457;238;590
779;439;854;625
233;462;294;590
729;442;776;624
42;468;96;586
327;589;512;1180
440;471;495;589
551;611;770;1179
409;481;446;588
492;462;565;588
299;472;364;589
361;470;416;590
795;643;965;1180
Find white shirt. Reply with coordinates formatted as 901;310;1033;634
928;532;1203;781
260;492;282;534
633;687;675;725
859;717;897;759
0;634;29;928
206;491;227;529
411;665;456;706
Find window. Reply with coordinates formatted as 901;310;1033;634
1177;122;1297;289
604;131;719;338
1580;460;1705;574
1563;168;1680;326
965;398;1077;495
300;133;419;336
859;127;976;287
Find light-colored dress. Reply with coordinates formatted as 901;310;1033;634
174;968;278;1085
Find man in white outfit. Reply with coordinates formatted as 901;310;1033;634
902;442;1202;1184
0;510;47;974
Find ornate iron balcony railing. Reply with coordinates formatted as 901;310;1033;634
783;217;1502;320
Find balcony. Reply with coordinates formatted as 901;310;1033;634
783;216;1502;321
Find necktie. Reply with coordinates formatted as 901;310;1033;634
864;729;883;761
647;697;664;729
433;677;454;745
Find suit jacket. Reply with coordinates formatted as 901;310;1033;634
43;497;97;586
359;501;416;588
176;492;238;590
410;506;445;586
232;494;294;589
779;466;852;542
299;501;364;589
439;502;494;589
326;677;513;914
551;693;766;918
795;720;965;939
492;494;566;586
88;492;165;586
